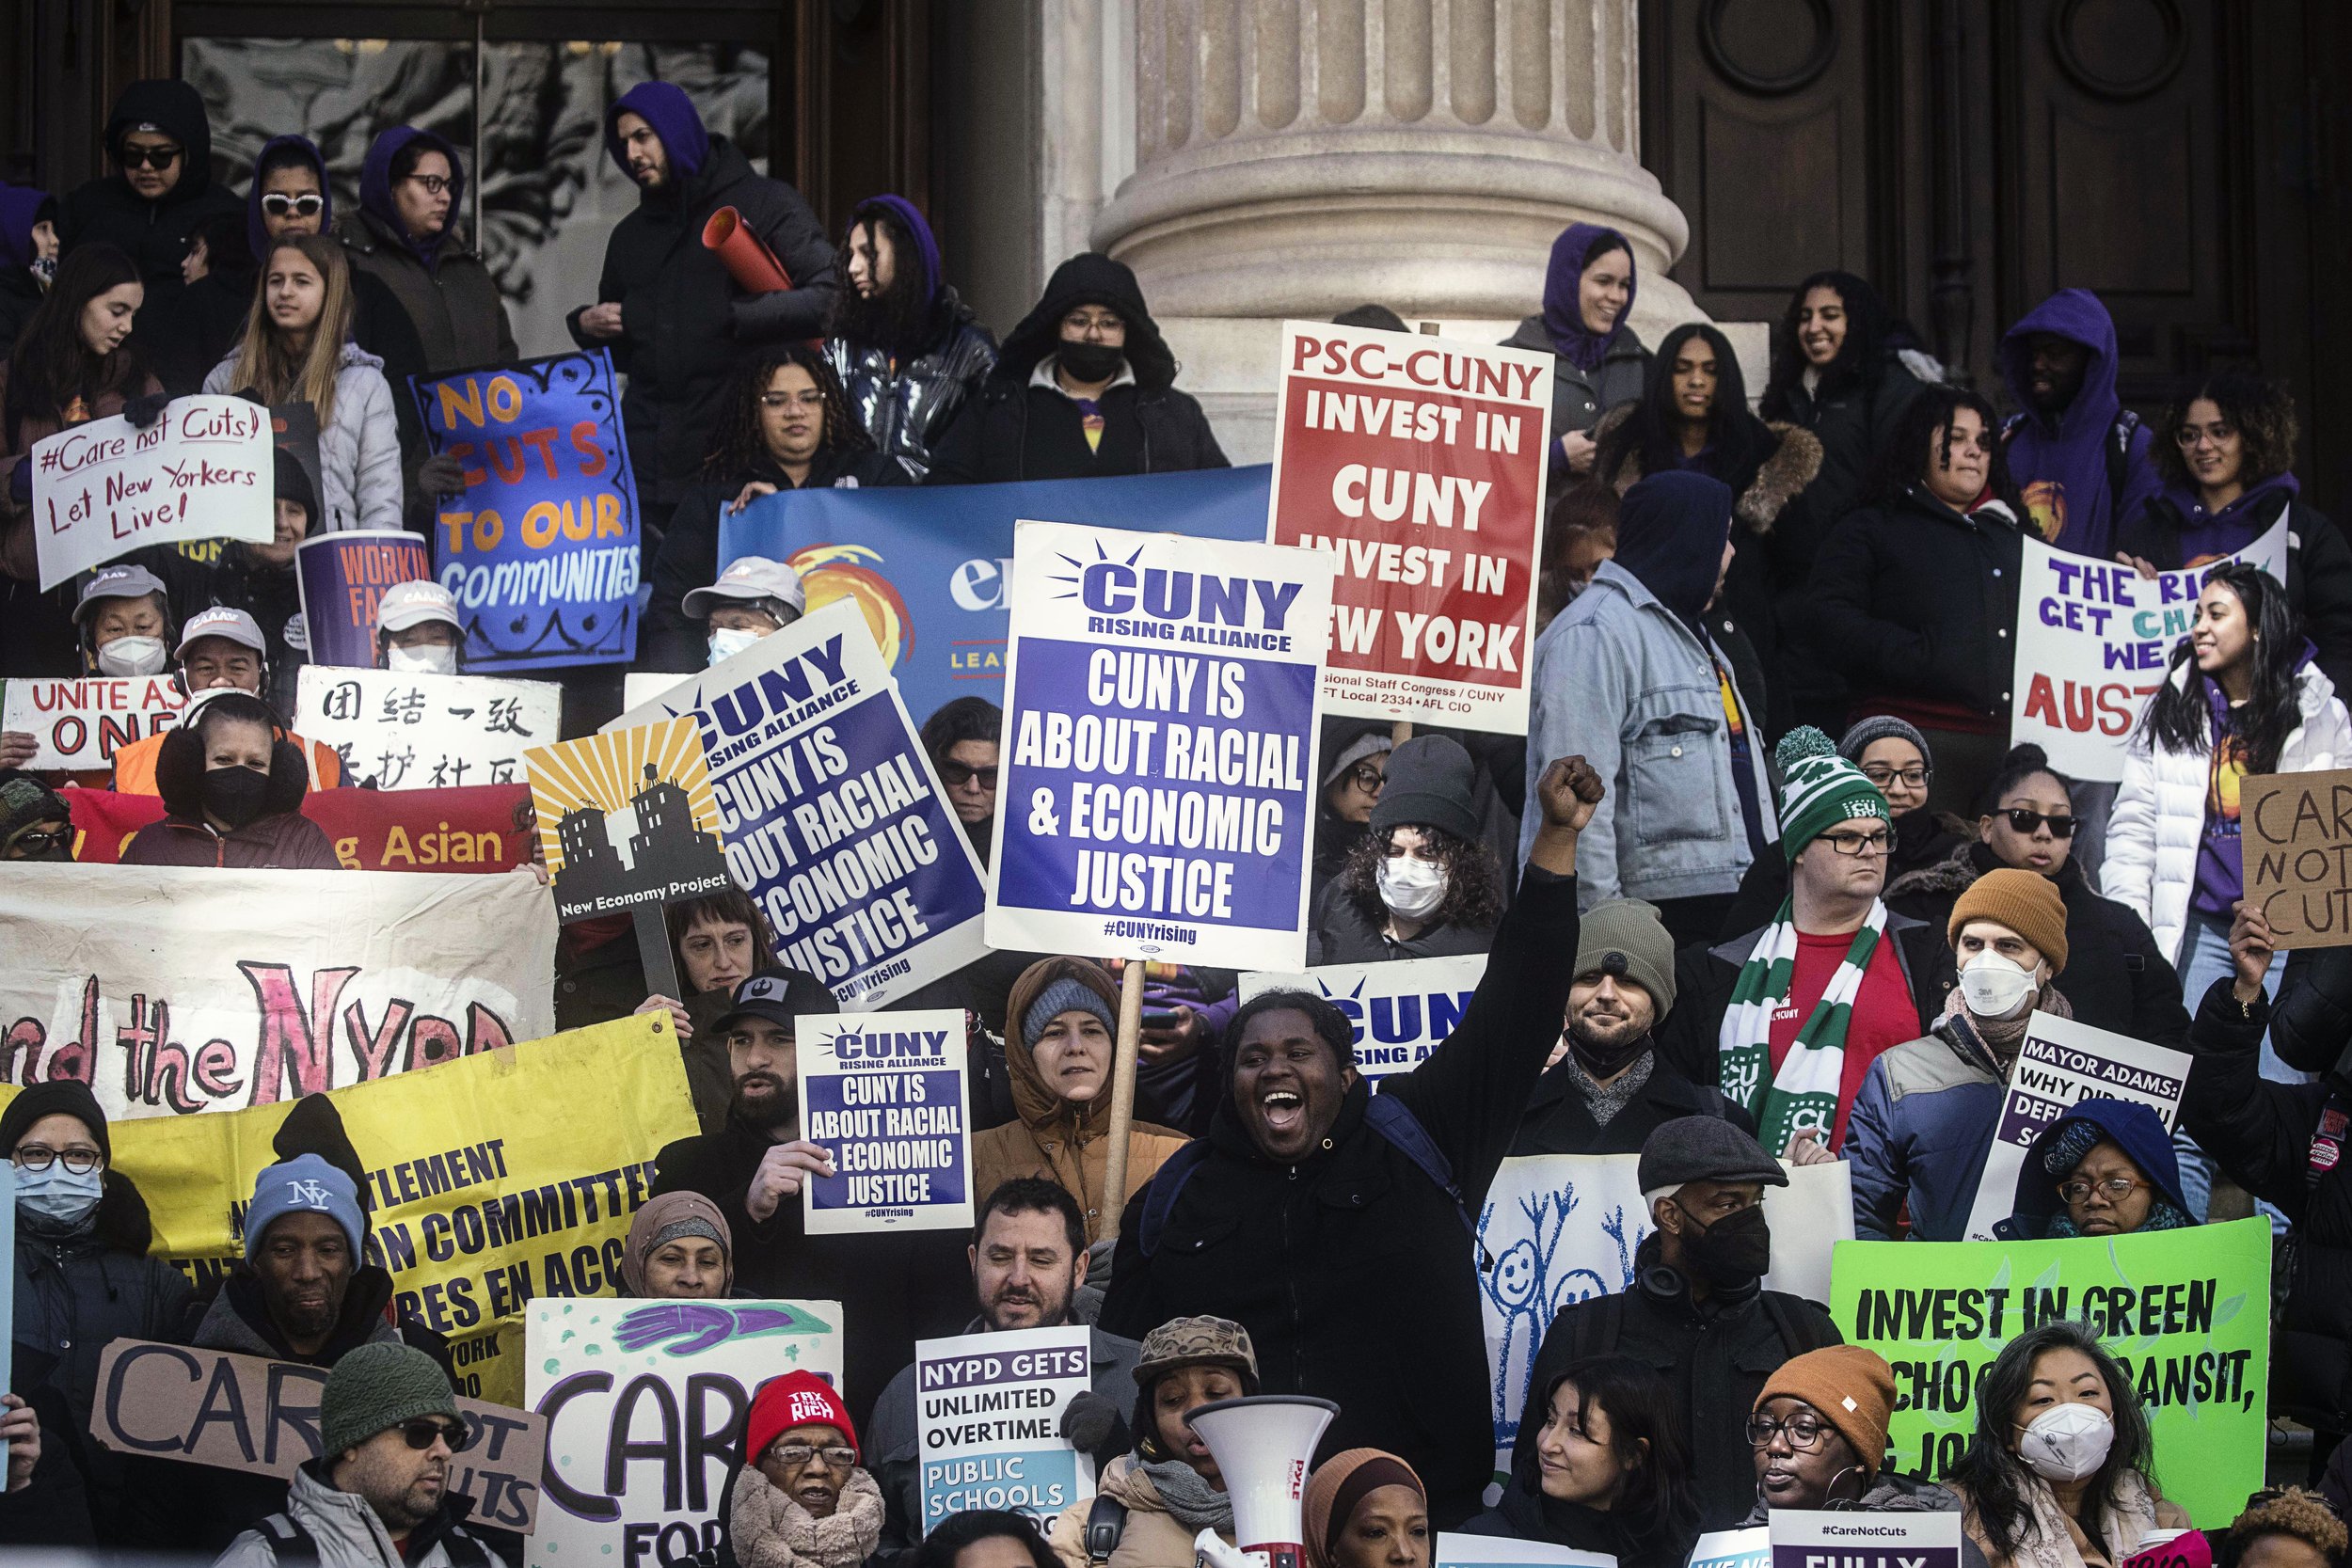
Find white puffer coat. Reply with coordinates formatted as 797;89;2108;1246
2104;661;2352;964
204;341;403;531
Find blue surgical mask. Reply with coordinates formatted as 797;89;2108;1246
16;1164;104;1229
707;626;762;667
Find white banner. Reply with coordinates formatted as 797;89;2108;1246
294;667;562;790
526;1298;843;1568
1239;955;1487;1081
1959;1010;2191;1242
1437;1535;1610;1568
2;675;186;769
0;863;556;1119
914;1324;1094;1531
30;397;274;589
796;1009;973;1235
2011;519;2288;783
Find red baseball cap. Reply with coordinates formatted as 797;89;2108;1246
744;1370;858;1465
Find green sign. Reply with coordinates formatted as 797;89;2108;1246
1829;1218;2270;1527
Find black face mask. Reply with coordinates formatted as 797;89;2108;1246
200;764;272;829
1057;340;1125;385
1675;1199;1772;1288
1567;1025;1650;1082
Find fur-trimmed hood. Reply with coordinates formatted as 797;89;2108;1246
1591;403;1822;533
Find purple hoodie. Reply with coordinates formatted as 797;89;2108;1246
246;135;330;265
849;194;943;310
0;183;47;272
605;82;710;189
358;125;466;270
1997;287;2159;560
1540;222;1637;373
2164;470;2300;567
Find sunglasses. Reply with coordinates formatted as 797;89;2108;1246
400;1418;471;1451
119;145;183;170
260;193;326;218
938;761;997;788
1999;807;2078;838
7;829;70;856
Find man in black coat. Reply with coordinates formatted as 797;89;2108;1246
1099;755;1605;1528
925;252;1227;484
56;78;242;394
649;969;968;1430
1513;898;1755;1156
567;81;837;524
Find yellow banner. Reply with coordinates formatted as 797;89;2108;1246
13;1016;698;1406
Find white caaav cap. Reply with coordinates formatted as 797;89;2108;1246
683;555;807;620
174;605;267;657
375;579;464;635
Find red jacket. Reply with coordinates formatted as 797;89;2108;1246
120;811;340;869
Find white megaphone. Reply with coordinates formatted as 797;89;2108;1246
1183;1395;1339;1568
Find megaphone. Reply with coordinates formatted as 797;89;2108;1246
1184;1395;1339;1568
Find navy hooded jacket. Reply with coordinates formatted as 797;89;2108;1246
1998;1096;2192;1239
1997;288;2159;560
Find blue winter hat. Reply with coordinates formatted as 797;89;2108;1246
1023;976;1117;1050
245;1153;365;1259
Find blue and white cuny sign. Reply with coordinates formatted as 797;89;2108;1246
1240;955;1487;1081
988;520;1333;970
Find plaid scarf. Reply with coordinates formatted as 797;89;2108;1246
1718;894;1888;1152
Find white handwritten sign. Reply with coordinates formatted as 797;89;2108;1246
294;666;562;790
3;676;186;768
30;397;274;589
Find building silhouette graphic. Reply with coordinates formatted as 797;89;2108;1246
550;763;728;915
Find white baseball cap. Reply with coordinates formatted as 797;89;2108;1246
683;556;807;621
375;579;464;635
175;606;267;658
73;564;169;624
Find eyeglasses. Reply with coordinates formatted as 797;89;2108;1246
938;761;997;788
1343;763;1386;793
1999;807;2079;838
758;391;826;409
1860;764;1931;789
12;1147;102;1174
260;193;326;219
403;174;453;197
2175;420;2236;448
400;1418;472;1451
119;145;183;170
1820;828;1891;856
769;1443;856;1471
1747;1413;1832;1450
8;829;70;856
2058;1175;2140;1206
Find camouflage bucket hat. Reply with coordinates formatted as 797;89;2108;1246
1134;1315;1258;1386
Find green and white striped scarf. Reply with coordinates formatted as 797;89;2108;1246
1718;894;1889;1153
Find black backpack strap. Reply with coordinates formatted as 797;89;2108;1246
1761;1291;1840;1357
1136;1141;1209;1258
1363;1093;1475;1237
1569;1291;1626;1364
257;1514;319;1568
1084;1493;1130;1564
2106;408;2141;513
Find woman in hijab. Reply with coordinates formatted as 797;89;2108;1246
1304;1450;1430;1568
1502;223;1649;481
620;1192;735;1298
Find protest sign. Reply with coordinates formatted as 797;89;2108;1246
29;396;274;588
2126;1533;2215;1568
609;601;991;1006
989;520;1332;970
68;781;533;872
296;666;561;790
1957;1010;2190;1242
1436;1535;1610;1568
3;675;185;769
67;1013;697;1405
0;862;555;1120
1831;1218;2271;1525
1768;1510;1961;1568
1239;955;1487;1082
2011;520;2288;782
88;1339;546;1531
1691;1528;1771;1568
295;530;432;669
417;351;640;672
623;672;686;712
526;1296;843;1568
530;719;730;923
914;1324;1094;1530
1267;324;1549;733
796;1007;972;1235
2243;768;2352;949
723;467;1272;722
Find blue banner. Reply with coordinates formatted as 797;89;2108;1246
414;351;639;673
720;466;1271;727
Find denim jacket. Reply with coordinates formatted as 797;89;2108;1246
1520;559;1770;906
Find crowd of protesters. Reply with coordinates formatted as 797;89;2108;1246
0;69;2345;1568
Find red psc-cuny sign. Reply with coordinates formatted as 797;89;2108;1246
1267;322;1550;734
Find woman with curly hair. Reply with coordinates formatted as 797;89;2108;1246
2223;1489;2345;1568
2113;372;2352;700
640;342;906;671
1311;736;1504;963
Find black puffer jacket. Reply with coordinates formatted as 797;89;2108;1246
1100;868;1581;1528
825;291;998;480
565;136;837;505
1761;356;1930;595
56;80;243;393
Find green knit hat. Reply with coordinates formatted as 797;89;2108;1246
320;1342;461;1456
1774;726;1891;862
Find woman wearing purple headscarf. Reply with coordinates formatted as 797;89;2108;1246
822;195;998;480
1503;223;1651;481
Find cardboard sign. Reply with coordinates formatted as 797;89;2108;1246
417;351;640;672
1958;1010;2190;1242
1692;1528;1771;1568
608;602;991;1006
29;397;275;588
2010;520;2287;783
1769;1510;1961;1568
528;719;731;923
1267;324;1549;733
87;1339;546;1531
798;1008;972;1235
526;1297;843;1568
295;530;433;670
988;520;1333;970
914;1324;1094;1531
3;676;186;768
2243;768;2352;949
295;667;562;790
1831;1219;2271;1525
68;781;533;872
0;862;556;1120
1239;955;1487;1081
